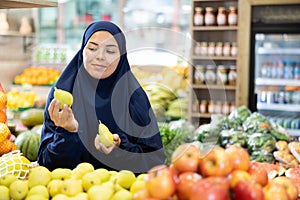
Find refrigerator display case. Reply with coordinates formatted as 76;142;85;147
249;5;300;136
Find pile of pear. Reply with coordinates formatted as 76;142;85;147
0;162;147;200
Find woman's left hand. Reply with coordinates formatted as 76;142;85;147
94;134;121;154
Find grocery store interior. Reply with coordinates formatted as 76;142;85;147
1;0;300;199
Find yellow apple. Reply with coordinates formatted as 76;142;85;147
51;168;72;180
88;183;114;200
93;168;110;182
9;179;28;200
0;174;17;187
116;170;136;189
60;179;83;197
82;171;102;192
75;192;88;200
52;194;69;200
111;188;133;200
25;194;48;200
27;185;49;199
71;162;94;180
28;166;51;188
0;185;9;200
47;179;64;198
136;173;147;181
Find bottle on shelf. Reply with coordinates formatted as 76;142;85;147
228;6;238;26
230;42;238;57
207;42;215;56
217;7;227;26
194;65;206;85
217;65;228;85
228;65;237;86
204;7;216;26
200;100;208;113
215;42;223;56
205;65;217;84
223;42;231;57
194;7;204;26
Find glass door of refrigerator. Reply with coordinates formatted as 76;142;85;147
254;33;300;135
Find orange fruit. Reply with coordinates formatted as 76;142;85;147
0;110;7;124
0;122;11;143
0;139;13;156
11;142;18;151
0;91;7;110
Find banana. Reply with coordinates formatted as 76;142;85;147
98;120;114;147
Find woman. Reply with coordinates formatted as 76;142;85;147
37;21;166;173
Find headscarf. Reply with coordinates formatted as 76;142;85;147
42;21;165;173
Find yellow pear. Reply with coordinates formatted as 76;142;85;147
82;171;102;192
9;179;28;200
52;194;69;200
0;185;9;200
111;189;133;200
47;179;64;198
51;168;72;180
54;87;73;109
28;166;51;188
75;192;88;200
25;194;48;200
116;170;136;189
98;120;114;147
88;183;114;200
0;174;18;187
60;179;83;197
27;185;49;199
71;162;94;180
136;173;147;181
93;168;110;182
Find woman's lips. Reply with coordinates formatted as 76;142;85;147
92;64;106;69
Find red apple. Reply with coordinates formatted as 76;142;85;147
171;143;201;174
190;176;231;200
232;179;264;200
199;147;233;177
176;172;202;200
146;165;177;199
271;176;298;200
263;181;289;200
225;145;251;171
248;161;268;186
229;169;252;188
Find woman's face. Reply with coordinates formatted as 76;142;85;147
83;31;120;79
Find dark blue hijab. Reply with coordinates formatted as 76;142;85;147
38;21;166;173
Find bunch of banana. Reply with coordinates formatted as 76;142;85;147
0;150;32;179
165;98;188;119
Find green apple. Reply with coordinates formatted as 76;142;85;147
28;166;51;188
52;193;69;200
9;179;28;200
51;168;72;180
93;168;110;182
82;171;102;192
0;174;18;187
27;185;49;199
47;179;64;198
116;170;136;189
60;179;83;196
130;179;146;194
71;162;94;180
88;183;114;200
111;189;133;200
0;185;9;200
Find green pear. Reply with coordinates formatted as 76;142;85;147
28;166;51;188
116;170;136;189
111;189;133;200
51;168;72;180
71;162;94;180
27;185;49;199
0;185;9;200
47;179;64;198
0;174;17;187
88;183;114;200
82;171;102;192
60;179;83;197
130;179;146;194
9;179;28;200
93;168;110;182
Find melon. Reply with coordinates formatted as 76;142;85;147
20;108;44;128
14;130;40;161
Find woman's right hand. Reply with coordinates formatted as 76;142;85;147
48;99;78;132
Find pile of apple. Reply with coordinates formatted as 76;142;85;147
139;143;299;200
0;162;147;200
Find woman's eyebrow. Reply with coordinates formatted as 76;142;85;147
88;41;117;47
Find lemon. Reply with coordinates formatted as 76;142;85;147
53;87;73;109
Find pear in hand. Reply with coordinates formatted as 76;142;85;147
54;87;73;109
98;120;114;147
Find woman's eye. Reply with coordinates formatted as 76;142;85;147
89;47;97;51
106;49;116;54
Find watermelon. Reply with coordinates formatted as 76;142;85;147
14;130;40;161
